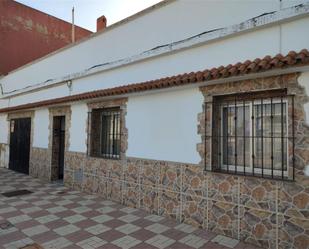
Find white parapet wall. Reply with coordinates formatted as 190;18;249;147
0;0;281;95
1;14;309;109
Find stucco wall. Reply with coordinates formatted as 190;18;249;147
126;87;203;164
33;109;49;148
8;84;70;107
69;103;88;153
66;86;204;164
0;114;8;144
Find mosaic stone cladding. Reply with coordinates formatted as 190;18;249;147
29;147;51;181
0;168;263;249
198;73;309;249
65;153;309;249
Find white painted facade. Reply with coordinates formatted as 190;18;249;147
127;87;203;163
0;0;309;166
69;103;88;153
0;114;8;144
33;109;49;148
0;114;9;168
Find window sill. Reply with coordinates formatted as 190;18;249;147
205;168;294;182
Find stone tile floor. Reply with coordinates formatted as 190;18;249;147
0;168;261;249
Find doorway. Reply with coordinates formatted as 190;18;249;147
51;116;65;180
9;118;31;174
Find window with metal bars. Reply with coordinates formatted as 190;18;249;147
207;89;295;180
89;108;121;159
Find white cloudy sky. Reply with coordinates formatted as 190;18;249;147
15;0;163;31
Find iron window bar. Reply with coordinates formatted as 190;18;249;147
89;107;121;160
100;109;121;159
86;111;91;156
205;90;295;181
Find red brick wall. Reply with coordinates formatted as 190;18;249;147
0;0;92;75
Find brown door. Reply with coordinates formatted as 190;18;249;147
52;116;65;180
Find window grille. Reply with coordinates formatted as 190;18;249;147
89;108;121;159
205;89;295;181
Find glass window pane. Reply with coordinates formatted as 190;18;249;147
222;104;250;167
101;110;121;157
254;102;287;170
101;113;110;155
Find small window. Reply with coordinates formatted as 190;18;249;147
209;90;295;180
90;108;121;159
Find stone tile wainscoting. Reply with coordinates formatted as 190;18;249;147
0;143;9;168
64;154;309;249
29;147;51;181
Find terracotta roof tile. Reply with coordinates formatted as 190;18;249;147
0;49;308;113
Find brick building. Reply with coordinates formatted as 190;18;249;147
0;0;93;75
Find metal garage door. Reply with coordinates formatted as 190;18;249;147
9;118;31;174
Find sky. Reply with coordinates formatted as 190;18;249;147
15;0;163;32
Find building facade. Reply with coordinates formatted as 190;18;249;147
0;0;92;75
0;1;309;248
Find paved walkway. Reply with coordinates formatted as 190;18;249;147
0;168;260;249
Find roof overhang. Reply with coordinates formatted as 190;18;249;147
0;49;308;114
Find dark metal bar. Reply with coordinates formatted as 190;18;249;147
234;97;237;174
116;112;120;157
252;99;255;176
86;112;91;156
112;113;116;158
243;100;246;176
261;98;264;177
271;98;274;178
119;110;122;159
292;96;295;180
218;101;221;172
105;112;110;156
101;112;105;155
226;101;229;173
203;166;294;182
204;102;207;172
281;96;284;179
